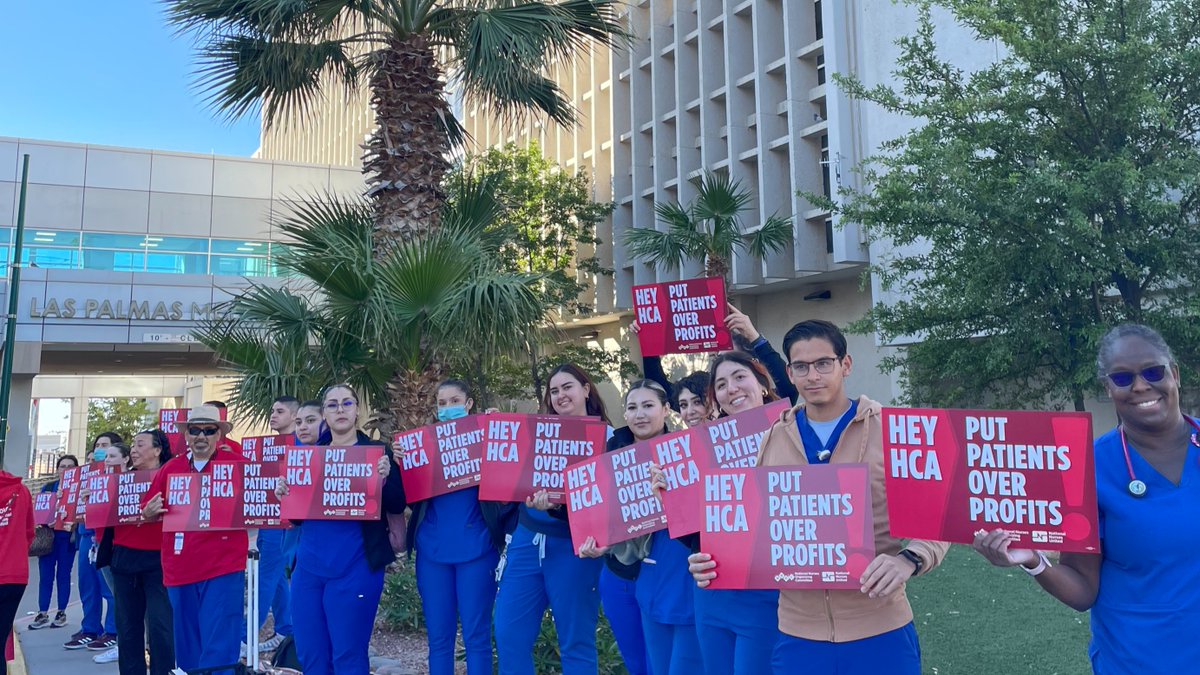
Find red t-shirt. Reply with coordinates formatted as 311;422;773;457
0;475;35;584
144;450;249;587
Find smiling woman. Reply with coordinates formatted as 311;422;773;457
974;323;1200;674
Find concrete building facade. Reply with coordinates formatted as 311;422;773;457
0;137;365;475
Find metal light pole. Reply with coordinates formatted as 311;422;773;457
0;154;31;465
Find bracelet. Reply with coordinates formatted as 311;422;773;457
898;549;924;576
1021;551;1050;577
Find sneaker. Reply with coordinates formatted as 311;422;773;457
52;610;68;628
29;612;50;630
258;633;285;653
87;634;117;651
239;641;247;659
92;646;119;664
64;632;98;649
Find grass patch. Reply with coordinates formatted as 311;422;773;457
909;545;1091;674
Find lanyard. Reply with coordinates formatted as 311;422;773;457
797;399;858;464
1118;415;1200;497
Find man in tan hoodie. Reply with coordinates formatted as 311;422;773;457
689;320;948;674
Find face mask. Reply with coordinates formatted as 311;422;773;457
437;405;469;422
93;448;107;462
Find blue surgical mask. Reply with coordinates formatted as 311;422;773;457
437;405;469;422
93;448;107;462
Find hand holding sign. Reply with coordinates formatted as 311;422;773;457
143;492;166;520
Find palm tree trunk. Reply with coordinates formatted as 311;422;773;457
363;35;453;251
704;254;730;284
382;365;445;436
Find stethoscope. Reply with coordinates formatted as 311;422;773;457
1118;415;1200;497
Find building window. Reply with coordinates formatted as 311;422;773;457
825;218;834;254
820;134;831;199
814;0;823;41
816;54;826;86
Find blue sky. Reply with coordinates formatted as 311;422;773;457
0;3;261;157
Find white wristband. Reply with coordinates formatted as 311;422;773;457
1022;551;1050;577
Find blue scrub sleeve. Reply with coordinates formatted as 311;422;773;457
751;337;798;404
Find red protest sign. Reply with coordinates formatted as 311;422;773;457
478;414;608;504
54;466;86;528
883;408;1098;552
565;440;666;553
162;463;242;532
241;435;292;463
33;492;56;526
159;408;188;457
661;399;791;537
395;416;486;502
237;461;286;528
279;446;383;521
113;469;157;525
702;464;875;590
632;277;732;357
84;471;119;529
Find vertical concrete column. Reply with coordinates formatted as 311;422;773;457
3;374;35;477
69;395;90;456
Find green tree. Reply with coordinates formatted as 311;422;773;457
449;141;614;315
446;142;617;403
167;0;626;245
86;398;153;447
822;1;1200;411
193;175;548;434
623;171;793;282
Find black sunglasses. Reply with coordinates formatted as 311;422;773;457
187;426;220;436
1106;365;1169;388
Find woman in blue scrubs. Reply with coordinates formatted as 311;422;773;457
974;324;1200;674
581;379;703;675
494;364;609;675
402;379;516;675
277;384;407;675
683;352;785;675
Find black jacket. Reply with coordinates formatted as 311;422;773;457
305;430;408;572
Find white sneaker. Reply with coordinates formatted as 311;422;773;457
239;642;247;659
258;633;285;653
93;646;119;664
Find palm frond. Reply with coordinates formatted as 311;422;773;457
691;171;754;224
742;213;795;259
623;225;693;271
430;1;627;127
193;35;359;124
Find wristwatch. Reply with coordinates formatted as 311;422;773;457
1021;551;1051;577
898;549;923;576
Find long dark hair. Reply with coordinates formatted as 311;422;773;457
136;429;173;467
707;351;780;417
91;432;123;450
542;364;609;423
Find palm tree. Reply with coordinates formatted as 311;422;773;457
166;0;627;246
623;171;794;282
193;174;547;434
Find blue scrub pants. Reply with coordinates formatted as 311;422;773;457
167;570;245;675
244;530;293;637
694;588;780;675
291;555;384;675
77;532;116;635
599;568;649;675
494;525;602;675
771;622;921;675
417;551;499;675
38;530;74;612
641;614;702;675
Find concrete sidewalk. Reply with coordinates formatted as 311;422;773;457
14;560;117;675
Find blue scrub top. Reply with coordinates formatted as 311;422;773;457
1089;426;1200;674
634;530;695;625
415;487;491;564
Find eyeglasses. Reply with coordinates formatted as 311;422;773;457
324;399;357;413
1106;365;1169;388
187;426;220;436
787;357;840;376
